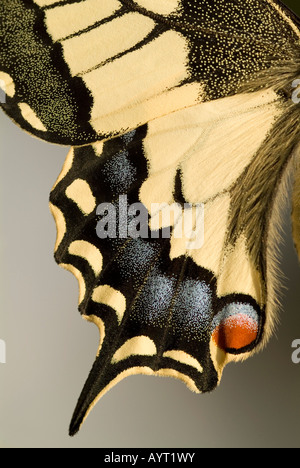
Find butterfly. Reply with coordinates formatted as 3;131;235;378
0;0;299;436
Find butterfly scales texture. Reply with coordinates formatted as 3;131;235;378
0;0;299;436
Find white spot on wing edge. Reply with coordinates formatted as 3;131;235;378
18;103;47;132
92;141;104;157
112;336;157;363
92;285;126;323
0;71;15;98
68;240;103;276
49;202;66;252
65;179;96;215
163;350;203;373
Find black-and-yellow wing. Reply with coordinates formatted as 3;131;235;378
1;0;299;144
0;0;299;435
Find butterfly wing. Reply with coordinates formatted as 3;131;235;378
0;0;300;435
50;84;298;435
0;0;299;144
0;0;200;144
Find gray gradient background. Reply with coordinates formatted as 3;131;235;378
0;0;300;448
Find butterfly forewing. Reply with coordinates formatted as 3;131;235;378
1;0;299;143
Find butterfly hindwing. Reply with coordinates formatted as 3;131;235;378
49;82;296;432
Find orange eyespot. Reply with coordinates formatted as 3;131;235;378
212;312;259;351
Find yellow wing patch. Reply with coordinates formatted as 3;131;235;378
217;235;263;306
0;71;15;98
82;30;202;135
112;336;157;363
163;350;203;373
44;0;121;42
18;103;47;132
68;240;103;276
61;12;155;77
65;179;96;215
49;203;66;252
92;285;127;324
140;89;282;210
190;195;230;273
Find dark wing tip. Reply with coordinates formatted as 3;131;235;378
69;419;81;438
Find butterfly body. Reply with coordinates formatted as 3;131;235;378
0;0;299;436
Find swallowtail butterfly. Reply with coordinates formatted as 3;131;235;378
0;0;299;436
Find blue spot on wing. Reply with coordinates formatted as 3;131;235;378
212;302;259;331
102;150;137;193
172;280;213;340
